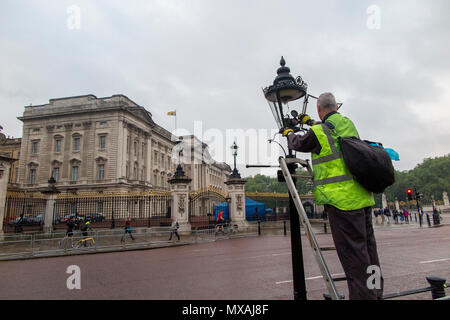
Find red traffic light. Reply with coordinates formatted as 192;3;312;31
407;189;412;194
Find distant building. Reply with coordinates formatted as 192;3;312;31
16;94;231;193
0;131;21;186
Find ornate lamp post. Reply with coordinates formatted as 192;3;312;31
263;56;308;301
173;138;186;178
230;141;241;179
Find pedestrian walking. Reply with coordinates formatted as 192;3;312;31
373;209;379;224
169;217;180;241
281;92;383;300
59;217;75;249
392;209;398;224
383;208;391;224
121;217;135;242
403;209;409;223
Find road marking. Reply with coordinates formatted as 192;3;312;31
276;273;345;285
420;258;450;264
271;252;291;257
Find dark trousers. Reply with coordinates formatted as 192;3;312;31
326;205;384;300
121;229;135;241
169;230;180;240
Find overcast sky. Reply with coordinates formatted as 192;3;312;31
1;0;449;177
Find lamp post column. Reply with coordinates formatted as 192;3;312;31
168;164;192;233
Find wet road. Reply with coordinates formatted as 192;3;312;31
0;224;449;300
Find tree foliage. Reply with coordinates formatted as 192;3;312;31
377;154;450;206
245;169;309;194
245;154;450;207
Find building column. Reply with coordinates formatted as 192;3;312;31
443;192;449;208
168;165;192;233
382;193;388;209
0;159;13;237
225;177;247;228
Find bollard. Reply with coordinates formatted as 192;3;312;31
324;222;327;234
426;214;431;227
257;220;261;235
283;221;287;236
426;276;447;300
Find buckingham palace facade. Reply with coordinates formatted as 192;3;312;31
16;94;231;194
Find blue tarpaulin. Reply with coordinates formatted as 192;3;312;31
213;197;267;221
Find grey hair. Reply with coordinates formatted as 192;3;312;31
317;92;337;110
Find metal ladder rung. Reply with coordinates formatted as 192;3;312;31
318;246;336;251
291;174;313;179
332;277;348;282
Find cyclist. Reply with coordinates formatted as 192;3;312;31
79;220;92;247
59;217;75;249
215;210;225;236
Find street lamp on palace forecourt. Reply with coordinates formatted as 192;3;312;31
230;141;241;179
263;56;309;301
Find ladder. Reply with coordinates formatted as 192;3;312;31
279;156;345;300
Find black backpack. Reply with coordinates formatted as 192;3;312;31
326;122;395;194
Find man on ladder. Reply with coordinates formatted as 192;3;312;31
281;92;383;300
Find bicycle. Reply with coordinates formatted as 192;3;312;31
72;236;95;248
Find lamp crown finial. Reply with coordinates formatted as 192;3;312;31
280;56;286;67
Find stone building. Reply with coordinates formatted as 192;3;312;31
0;135;21;187
16;94;231;195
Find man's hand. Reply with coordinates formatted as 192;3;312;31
298;114;315;126
279;127;299;137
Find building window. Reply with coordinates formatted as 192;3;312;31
99;136;106;150
31;141;39;155
71;166;79;182
134;141;137;156
154;151;158;163
73;137;81;152
161;155;164;168
52;167;60;182
126;165;129;179
98;164;105;181
153;174;157;185
127;136;130;153
55;139;62;153
29;169;36;185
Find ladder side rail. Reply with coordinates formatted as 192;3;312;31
279;157;341;300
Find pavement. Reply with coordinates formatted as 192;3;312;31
0;221;448;300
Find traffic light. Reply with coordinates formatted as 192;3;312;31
415;190;423;200
406;189;413;201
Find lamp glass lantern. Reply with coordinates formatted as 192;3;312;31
230;141;241;179
175;139;183;166
263;56;308;129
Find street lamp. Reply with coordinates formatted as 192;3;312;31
230;141;241;179
263;56;308;130
173;138;186;177
263;56;308;301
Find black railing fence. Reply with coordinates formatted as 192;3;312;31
3;191;47;233
52;191;172;230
